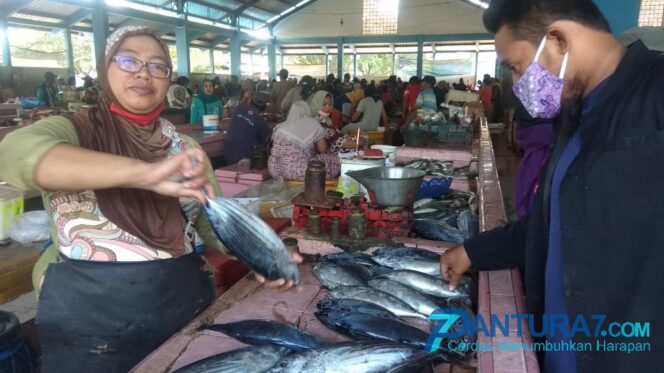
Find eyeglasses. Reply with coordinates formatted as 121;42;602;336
111;55;171;79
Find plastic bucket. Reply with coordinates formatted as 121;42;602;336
371;145;397;167
202;115;220;132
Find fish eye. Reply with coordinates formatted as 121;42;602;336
279;361;288;368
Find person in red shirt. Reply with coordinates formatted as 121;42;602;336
478;75;493;121
401;76;421;127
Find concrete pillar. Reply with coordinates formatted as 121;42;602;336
0;19;11;67
336;38;343;79
416;36;424;77
91;4;109;64
209;47;214;74
64;29;75;77
175;23;190;76
230;32;241;77
267;42;276;80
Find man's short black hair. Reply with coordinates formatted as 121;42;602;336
279;69;288;79
423;75;436;86
176;76;190;86
483;0;610;44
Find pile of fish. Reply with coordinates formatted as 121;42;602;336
402;159;478;179
312;247;476;365
403;159;455;177
204;196;301;284
175;319;444;373
413;190;479;244
174;246;476;373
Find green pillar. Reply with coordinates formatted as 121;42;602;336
336;38;343;79
64;29;75;77
416;36;423;77
175;23;190;76
593;0;640;35
91;4;109;64
0;19;10;67
230;32;241;77
268;41;276;80
209;47;214;74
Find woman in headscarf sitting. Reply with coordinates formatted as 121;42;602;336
0;26;299;373
310;90;358;153
333;87;365;123
268;89;341;181
190;78;224;124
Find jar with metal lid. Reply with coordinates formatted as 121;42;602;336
307;209;321;235
330;217;341;239
282;237;299;254
304;160;326;203
348;208;367;240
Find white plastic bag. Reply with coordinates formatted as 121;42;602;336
8;210;51;244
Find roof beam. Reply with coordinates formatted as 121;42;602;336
6;18;89;33
10;9;63;20
276;33;493;45
209;36;229;46
158;25;175;35
233;0;263;17
1;0;30;18
189;31;206;40
267;0;321;28
65;9;91;26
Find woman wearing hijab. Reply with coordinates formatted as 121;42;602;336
0;26;299;372
310;90;357;153
268;89;341;181
190;78;224;124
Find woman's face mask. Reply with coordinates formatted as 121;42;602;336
512;36;569;119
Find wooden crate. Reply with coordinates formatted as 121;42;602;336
364;130;385;146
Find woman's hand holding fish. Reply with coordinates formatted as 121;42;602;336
138;147;213;204
255;251;304;290
440;245;471;290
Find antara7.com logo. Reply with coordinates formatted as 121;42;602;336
425;308;651;354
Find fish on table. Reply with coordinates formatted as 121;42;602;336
313;262;366;289
171;345;291;373
371;246;442;276
328;286;426;320
201;320;325;351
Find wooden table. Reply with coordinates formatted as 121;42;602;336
175;124;226;159
0;241;41;304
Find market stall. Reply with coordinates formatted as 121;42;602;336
131;121;539;373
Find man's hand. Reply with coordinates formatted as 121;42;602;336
440;245;472;290
254;251;304;290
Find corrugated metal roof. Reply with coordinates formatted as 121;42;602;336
24;0;78;16
11;13;62;24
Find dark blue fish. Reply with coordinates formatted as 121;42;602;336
316;298;405;323
202;320;325;351
322;252;380;268
314;310;429;347
204;197;300;284
414;218;467;244
457;210;479;239
172;345;291;373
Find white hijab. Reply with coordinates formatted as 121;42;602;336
273;100;325;149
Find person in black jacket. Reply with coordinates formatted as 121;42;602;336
440;1;664;372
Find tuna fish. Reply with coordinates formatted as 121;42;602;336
457;210;479;239
313;262;366;289
328;260;374;281
172;345;291;373
367;278;440;317
314;309;429;347
315;299;405;323
201;320;325;351
414;218;467;244
371;246;441;276
328;286;425;320
205;197;300;284
377;270;472;301
322;252;379;268
265;342;435;373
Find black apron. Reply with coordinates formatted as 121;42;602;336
36;253;215;373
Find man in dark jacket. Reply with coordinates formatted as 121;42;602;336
440;1;664;372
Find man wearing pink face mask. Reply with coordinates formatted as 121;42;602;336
440;1;664;372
